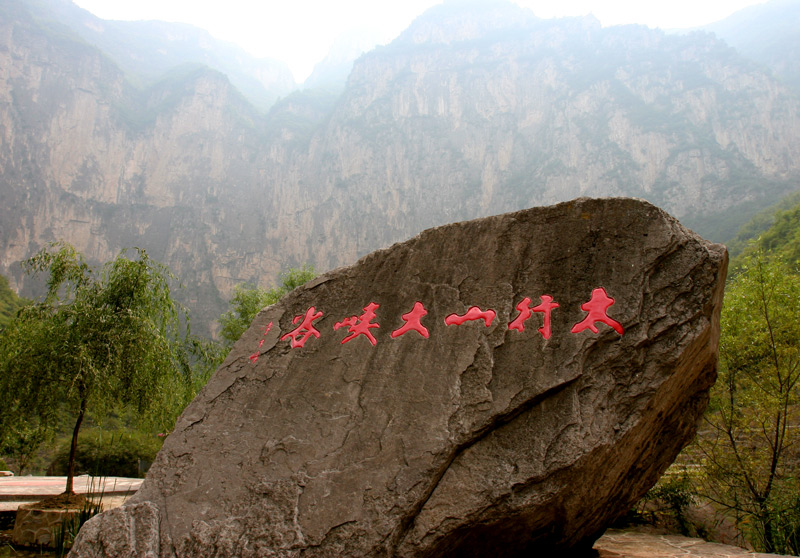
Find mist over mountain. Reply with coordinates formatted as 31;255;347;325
19;0;296;111
702;0;800;90
303;28;385;92
1;0;799;336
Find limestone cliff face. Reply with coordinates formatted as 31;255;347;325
302;9;800;257
0;0;798;335
0;0;275;330
27;0;296;111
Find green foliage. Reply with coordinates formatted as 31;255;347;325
218;265;316;348
697;252;800;554
726;190;800;261
48;427;162;478
0;417;51;475
0;274;26;331
746;490;800;556
0;242;196;493
644;471;697;536
747;204;800;268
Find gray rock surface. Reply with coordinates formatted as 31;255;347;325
69;198;727;557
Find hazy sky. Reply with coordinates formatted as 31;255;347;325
72;0;769;83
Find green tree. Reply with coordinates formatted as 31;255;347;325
698;252;800;553
0;242;193;495
1;417;50;475
219;265;315;348
0;273;26;331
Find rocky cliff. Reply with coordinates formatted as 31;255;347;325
24;0;296;111
0;0;798;335
704;0;800;92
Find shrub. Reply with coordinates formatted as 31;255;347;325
644;472;696;535
48;427;162;478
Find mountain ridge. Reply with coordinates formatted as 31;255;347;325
1;0;799;336
18;0;297;111
702;0;800;90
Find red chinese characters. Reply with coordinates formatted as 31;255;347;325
444;306;496;327
249;322;273;363
335;302;380;345
260;286;624;356
508;297;534;333
571;287;624;335
508;295;560;339
391;301;430;339
281;307;324;348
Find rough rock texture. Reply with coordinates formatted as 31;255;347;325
69;198;727;557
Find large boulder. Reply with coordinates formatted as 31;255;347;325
69;198;727;557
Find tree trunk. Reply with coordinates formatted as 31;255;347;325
64;397;87;495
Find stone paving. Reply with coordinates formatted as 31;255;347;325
0;476;142;512
594;529;793;557
0;478;795;556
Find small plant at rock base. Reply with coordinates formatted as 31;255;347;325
645;471;697;536
51;476;106;557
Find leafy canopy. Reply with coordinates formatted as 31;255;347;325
218;265;315;348
0;274;26;331
697;252;800;553
0;242;195;490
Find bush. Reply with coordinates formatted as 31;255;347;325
48;427;163;478
744;485;800;556
644;472;696;535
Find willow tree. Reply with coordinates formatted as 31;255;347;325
0;242;190;495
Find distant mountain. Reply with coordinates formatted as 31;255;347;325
702;0;800;90
21;0;296;111
1;0;799;336
303;29;384;92
330;1;800;245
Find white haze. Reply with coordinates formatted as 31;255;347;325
73;0;769;83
